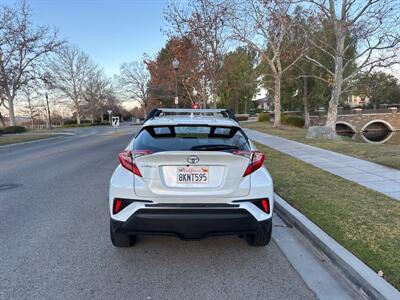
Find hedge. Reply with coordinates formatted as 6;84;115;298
282;115;305;128
258;112;270;122
0;126;27;134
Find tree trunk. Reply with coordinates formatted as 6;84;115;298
202;98;207;109
76;110;81;125
90;114;94;124
211;94;217;109
303;77;310;129
8;98;16;126
100;114;104;123
273;76;282;128
325;34;345;131
0;111;5;127
28;97;34;128
143;103;147;119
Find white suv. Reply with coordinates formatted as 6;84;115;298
109;108;274;247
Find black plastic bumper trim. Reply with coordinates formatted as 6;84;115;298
144;203;239;208
111;208;271;240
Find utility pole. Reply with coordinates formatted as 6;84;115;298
45;92;52;130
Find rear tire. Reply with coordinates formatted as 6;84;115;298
110;221;137;247
245;221;272;247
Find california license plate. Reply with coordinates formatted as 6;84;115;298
177;166;209;184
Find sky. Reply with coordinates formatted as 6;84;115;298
10;0;171;76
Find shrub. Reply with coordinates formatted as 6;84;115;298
63;119;77;125
258;112;270;122
1;126;26;134
91;122;110;126
62;123;91;128
282;115;305;128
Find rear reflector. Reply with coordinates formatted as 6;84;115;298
261;199;270;213
113;199;122;214
233;151;265;177
252;198;270;214
112;198;132;214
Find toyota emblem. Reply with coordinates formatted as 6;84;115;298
187;155;199;164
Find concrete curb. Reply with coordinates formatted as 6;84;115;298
274;193;400;300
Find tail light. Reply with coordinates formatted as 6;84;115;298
118;150;152;177
233;151;265;177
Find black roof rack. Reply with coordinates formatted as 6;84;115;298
143;108;239;123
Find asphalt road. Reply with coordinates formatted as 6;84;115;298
0;126;353;299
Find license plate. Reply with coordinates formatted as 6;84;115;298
177;166;209;184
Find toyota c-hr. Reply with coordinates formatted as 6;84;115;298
109;108;274;247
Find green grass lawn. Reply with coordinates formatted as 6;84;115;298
257;142;400;289
0;134;58;146
244;121;400;170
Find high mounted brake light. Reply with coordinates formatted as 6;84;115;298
118;150;153;177
233;150;265;177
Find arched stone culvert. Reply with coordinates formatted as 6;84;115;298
361;120;393;132
361;120;393;144
336;122;356;137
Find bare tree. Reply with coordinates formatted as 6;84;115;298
117;60;150;116
305;0;400;137
227;0;308;127
165;0;228;108
0;1;63;126
19;84;41;127
83;67;113;123
49;45;95;124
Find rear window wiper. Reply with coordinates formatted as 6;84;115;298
190;144;239;151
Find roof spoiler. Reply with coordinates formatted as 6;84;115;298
144;108;238;123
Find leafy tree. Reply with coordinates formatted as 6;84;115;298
305;0;400;136
228;0;309;127
146;37;203;108
217;47;258;114
165;0;228;108
355;72;400;106
278;17;356;127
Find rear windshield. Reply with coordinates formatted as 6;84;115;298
133;125;250;152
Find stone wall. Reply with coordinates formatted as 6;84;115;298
310;108;400;132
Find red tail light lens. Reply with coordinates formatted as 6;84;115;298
118;150;152;177
233;151;265;177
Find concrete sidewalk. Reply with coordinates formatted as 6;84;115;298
244;128;400;201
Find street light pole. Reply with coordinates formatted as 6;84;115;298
45;92;52;130
172;58;179;108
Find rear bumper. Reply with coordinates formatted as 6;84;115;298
110;208;272;240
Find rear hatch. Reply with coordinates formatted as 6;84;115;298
131;124;252;199
134;151;250;198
